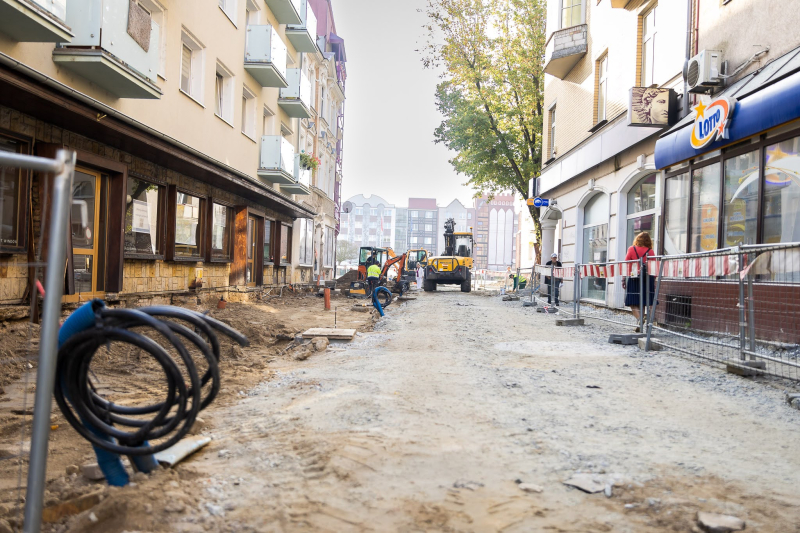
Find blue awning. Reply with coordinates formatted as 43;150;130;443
655;46;800;169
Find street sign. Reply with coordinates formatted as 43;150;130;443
527;197;549;208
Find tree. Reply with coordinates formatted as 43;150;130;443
336;239;359;264
421;0;546;263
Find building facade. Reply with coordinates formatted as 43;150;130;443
473;195;516;271
536;0;687;306
436;199;474;255
340;194;396;250
407;198;439;252
0;0;346;310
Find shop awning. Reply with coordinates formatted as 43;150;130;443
655;46;800;169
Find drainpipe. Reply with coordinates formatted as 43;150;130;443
0;52;314;217
682;0;694;118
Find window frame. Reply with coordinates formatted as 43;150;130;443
0;130;31;255
180;28;205;105
596;53;609;123
166;185;207;262
215;61;235;126
640;5;657;87
549;104;557;159
218;0;238;27
660;127;800;254
241;85;257;141
123;173;167;260
263;217;275;265
559;0;585;29
206;198;235;263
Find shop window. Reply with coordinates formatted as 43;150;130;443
763;135;800;243
209;202;233;260
280;224;291;262
264;219;273;263
723;150;759;247
174;191;204;259
625;174;657;248
664;173;689;254
0;135;29;253
690;163;721;252
581;194;609;301
125;177;163;257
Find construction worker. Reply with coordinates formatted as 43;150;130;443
365;251;378;268
367;262;381;294
508;272;527;290
545;252;562;306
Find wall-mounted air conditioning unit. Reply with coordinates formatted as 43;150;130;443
687;50;723;93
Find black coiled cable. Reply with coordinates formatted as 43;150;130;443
54;303;249;456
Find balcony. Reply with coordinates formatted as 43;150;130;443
52;0;160;99
264;0;302;25
543;24;587;80
258;136;296;185
244;25;288;88
278;69;312;118
285;0;317;53
0;0;72;42
282;155;311;195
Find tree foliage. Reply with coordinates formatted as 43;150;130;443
421;0;547;262
336;239;359;264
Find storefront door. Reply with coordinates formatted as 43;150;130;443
66;168;103;302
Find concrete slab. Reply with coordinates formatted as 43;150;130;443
608;334;644;345
637;337;662;350
726;361;766;377
302;328;357;340
556;318;584;326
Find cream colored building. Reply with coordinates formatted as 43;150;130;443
0;0;347;309
535;0;687;306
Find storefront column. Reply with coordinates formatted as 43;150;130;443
540;219;558;262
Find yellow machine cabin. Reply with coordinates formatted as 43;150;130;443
423;218;473;292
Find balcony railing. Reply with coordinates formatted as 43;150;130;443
278;69;312;118
0;0;72;42
264;0;302;25
543;24;587;80
244;25;288;88
283;154;311;195
258;136;296;185
53;0;160;98
285;0;317;53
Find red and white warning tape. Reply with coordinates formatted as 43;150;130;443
647;255;739;278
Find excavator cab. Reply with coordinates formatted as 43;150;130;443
401;249;428;283
357;247;388;281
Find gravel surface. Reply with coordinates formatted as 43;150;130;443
46;289;800;531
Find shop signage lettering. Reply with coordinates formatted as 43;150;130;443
690;97;736;150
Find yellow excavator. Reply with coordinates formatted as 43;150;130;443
424;218;473;292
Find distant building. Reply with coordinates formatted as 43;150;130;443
407;198;439;252
394;208;409;252
436;199;475;255
474;195;517;271
340;194;396;251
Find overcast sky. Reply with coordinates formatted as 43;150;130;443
333;0;476;208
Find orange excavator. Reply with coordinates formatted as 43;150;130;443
349;251;410;297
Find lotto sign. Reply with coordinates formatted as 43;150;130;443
689;97;736;150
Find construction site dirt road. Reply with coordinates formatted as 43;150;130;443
22;289;800;531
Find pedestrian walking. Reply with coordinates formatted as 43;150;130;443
415;263;424;290
623;232;656;331
545;252;562;305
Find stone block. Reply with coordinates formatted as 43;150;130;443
608;334;644;345
556;318;584;326
637;337;661;350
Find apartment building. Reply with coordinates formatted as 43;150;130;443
436;199;474;255
407;198;439;253
536;0;687;306
0;0;346;308
339;194;396;250
473;195;516;271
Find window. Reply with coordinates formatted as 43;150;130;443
370;208;377;216
561;0;583;28
264;219;272;262
626;174;657;248
138;0;167;78
245;0;259;24
424;237;433;245
242;86;256;139
263;106;276;136
549;106;557;159
320;86;326;120
210;203;233;260
690;163;721;252
581;194;609;301
664;173;689;254
425;224;433;232
324;226;334;267
125;177;163;256
723;151;758;247
218;0;237;25
597;55;608;123
425;211;434;219
459;213;466;219
411;236;418;244
0;135;29;253
215;62;235;124
355;207;363;215
180;29;204;102
468;212;473;220
174;192;203;259
641;6;657;87
764;136;800;243
411;210;418;217
297;218;313;265
280;224;290;262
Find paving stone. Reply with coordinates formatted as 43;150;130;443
697;512;746;533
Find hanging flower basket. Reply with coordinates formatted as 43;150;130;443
299;152;321;172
